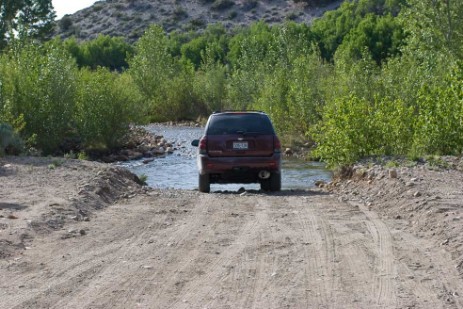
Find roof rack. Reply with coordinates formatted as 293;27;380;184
212;110;265;114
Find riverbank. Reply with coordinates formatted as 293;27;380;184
325;156;463;278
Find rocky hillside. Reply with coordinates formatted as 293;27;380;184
55;0;341;42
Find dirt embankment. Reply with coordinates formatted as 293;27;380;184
1;156;463;308
326;157;463;278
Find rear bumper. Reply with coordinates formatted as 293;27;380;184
197;154;281;183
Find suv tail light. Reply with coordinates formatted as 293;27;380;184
274;136;281;153
199;137;207;155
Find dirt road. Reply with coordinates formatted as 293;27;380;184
1;157;463;308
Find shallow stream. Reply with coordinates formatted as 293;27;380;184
119;124;332;191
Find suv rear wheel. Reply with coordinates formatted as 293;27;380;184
260;172;281;192
199;173;210;193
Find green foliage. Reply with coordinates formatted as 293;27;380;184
129;25;197;121
193;47;228;113
211;0;234;11
2;0;463;166
77;151;88;160
337;13;404;64
76;68;142;150
311;0;406;62
402;0;463;59
313;95;414;166
0;38;142;155
64;35;133;71
0;123;24;156
138;173;148;184
411;69;463;156
59;15;73;32
0;40;78;154
180;24;229;69
0;0;56;49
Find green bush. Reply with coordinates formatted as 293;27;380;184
76;68;141;150
0;41;78;155
411;71;463;156
0;123;24;156
193;49;228;113
59;15;74;32
313;95;414;167
129;25;197;121
211;0;235;11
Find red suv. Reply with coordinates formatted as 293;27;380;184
192;111;281;193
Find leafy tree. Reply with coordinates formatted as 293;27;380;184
0;0;55;49
180;24;229;69
193;46;228;113
63;35;133;71
311;0;405;61
129;25;195;121
81;35;133;71
336;13;404;64
400;0;463;59
0;40;77;154
76;68;142;150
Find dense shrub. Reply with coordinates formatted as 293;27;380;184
0;123;24;156
313;95;414;166
0;39;142;155
211;0;235;11
75;68;142;150
60;15;73;32
411;71;463;156
64;35;133;71
0;41;78;154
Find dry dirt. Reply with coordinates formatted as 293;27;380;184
1;156;463;309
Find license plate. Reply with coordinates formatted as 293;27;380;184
233;141;248;150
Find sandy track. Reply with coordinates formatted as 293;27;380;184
1;157;463;308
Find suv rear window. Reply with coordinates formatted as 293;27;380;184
206;114;275;136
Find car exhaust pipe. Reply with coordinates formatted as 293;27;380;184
258;170;271;180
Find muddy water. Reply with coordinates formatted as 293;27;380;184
119;124;332;191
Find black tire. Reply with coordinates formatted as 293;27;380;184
199;173;210;193
260;179;271;191
261;172;281;192
270;172;281;192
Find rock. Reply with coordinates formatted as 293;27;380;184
354;168;367;178
128;151;143;161
137;146;150;154
413;191;422;197
155;147;166;155
389;169;398;178
79;229;86;236
284;148;293;156
166;147;174;154
143;158;154;164
405;181;415;187
143;151;154;158
314;180;326;188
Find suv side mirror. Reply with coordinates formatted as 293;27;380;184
191;139;199;147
